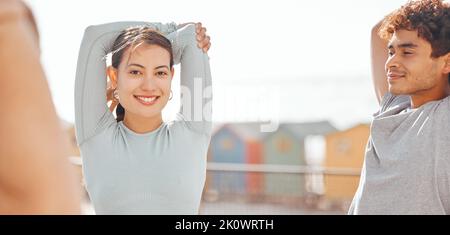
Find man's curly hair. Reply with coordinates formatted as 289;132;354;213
379;0;450;58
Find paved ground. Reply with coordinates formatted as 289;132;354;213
199;201;343;215
82;200;344;215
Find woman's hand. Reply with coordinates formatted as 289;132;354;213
179;22;211;53
106;80;119;112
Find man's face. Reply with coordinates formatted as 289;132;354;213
385;29;446;96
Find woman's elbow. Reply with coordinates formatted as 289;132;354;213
83;25;98;37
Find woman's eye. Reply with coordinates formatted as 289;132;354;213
403;51;413;55
129;70;142;76
156;71;168;77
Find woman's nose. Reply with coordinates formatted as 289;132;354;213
140;76;157;91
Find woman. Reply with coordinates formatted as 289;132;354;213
74;21;212;214
0;0;80;214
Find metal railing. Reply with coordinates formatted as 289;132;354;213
206;162;361;176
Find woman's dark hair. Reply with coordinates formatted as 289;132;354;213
110;26;174;122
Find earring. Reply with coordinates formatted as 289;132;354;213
169;90;173;100
113;89;120;101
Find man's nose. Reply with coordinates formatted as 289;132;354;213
385;53;400;71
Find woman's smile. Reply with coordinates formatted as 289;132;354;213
134;95;160;106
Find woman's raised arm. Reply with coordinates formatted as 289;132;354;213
74;21;178;145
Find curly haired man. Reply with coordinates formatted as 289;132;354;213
349;0;450;214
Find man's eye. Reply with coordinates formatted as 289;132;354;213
403;51;413;55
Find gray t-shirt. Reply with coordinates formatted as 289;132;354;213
74;22;212;214
349;92;450;214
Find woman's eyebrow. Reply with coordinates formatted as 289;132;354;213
154;65;169;70
127;63;145;68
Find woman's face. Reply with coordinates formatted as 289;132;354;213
110;44;174;119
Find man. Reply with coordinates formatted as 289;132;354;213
349;0;450;214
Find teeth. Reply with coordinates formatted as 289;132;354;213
137;96;156;103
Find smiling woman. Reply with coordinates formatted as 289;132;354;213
74;21;212;214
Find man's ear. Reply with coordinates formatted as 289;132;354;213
444;53;450;74
107;66;118;88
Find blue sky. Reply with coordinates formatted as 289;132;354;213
25;0;409;129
